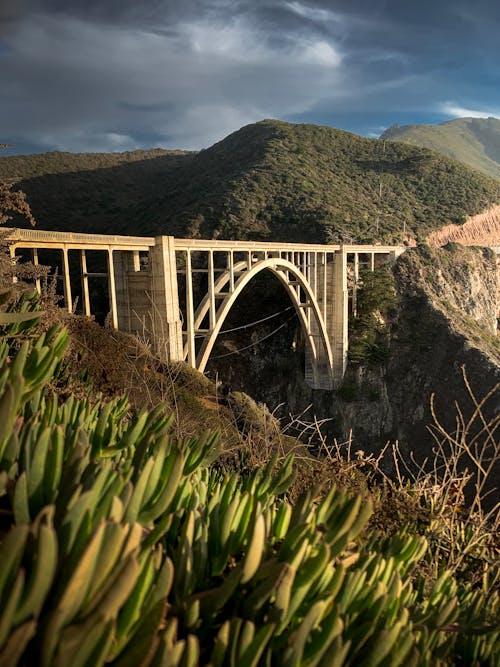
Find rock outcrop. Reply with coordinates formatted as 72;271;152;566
427;204;500;248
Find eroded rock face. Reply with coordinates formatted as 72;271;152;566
427;204;500;248
343;246;499;464
397;244;498;338
375;246;499;505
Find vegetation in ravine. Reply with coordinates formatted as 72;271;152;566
381;116;500;180
2;120;500;244
348;267;397;367
0;286;499;666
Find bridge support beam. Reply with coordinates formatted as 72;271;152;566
307;249;348;389
113;250;139;331
332;249;349;384
62;248;72;313
304;253;334;390
149;236;183;362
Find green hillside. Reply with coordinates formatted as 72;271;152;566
380;117;500;179
2;120;500;243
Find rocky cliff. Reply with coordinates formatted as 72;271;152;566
342;245;499;455
207;245;499;499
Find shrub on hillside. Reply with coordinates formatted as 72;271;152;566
0;167;47;326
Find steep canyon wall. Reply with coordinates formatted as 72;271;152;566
207;245;499;497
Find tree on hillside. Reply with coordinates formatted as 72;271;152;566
0;179;35;226
1;144;44;321
0;144;35;226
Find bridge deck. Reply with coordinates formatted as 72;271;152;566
173;239;404;253
6;228;404;255
6;228;155;250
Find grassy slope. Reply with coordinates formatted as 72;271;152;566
1;120;500;244
380;117;500;180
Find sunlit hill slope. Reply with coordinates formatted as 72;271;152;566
380;116;500;180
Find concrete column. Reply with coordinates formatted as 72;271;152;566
113;250;137;331
322;252;327;321
185;250;196;367
229;251;234;292
62;248;72;313
80;250;91;316
332;248;348;386
9;246;18;284
303;253;336;390
149;236;183;362
107;249;118;329
32;249;41;293
208;250;216;330
353;252;360;316
312;252;318;297
132;250;140;272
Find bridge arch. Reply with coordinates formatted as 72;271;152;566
189;259;249;339
194;258;334;384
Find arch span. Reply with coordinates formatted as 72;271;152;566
195;258;334;386
188;260;249;352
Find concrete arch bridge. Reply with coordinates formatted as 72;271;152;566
7;229;404;389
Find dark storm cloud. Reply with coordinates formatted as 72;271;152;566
0;0;28;34
118;101;178;114
1;0;499;153
27;0;251;28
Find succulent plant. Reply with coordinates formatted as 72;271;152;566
0;314;498;666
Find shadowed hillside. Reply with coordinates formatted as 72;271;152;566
381;117;500;179
1;120;500;243
0;148;193;236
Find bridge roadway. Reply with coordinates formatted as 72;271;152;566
6;228;405;389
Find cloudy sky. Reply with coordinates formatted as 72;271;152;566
1;0;499;154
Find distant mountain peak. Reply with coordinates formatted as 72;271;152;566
380;117;500;179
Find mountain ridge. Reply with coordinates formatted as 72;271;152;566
380;117;500;179
1;119;500;244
